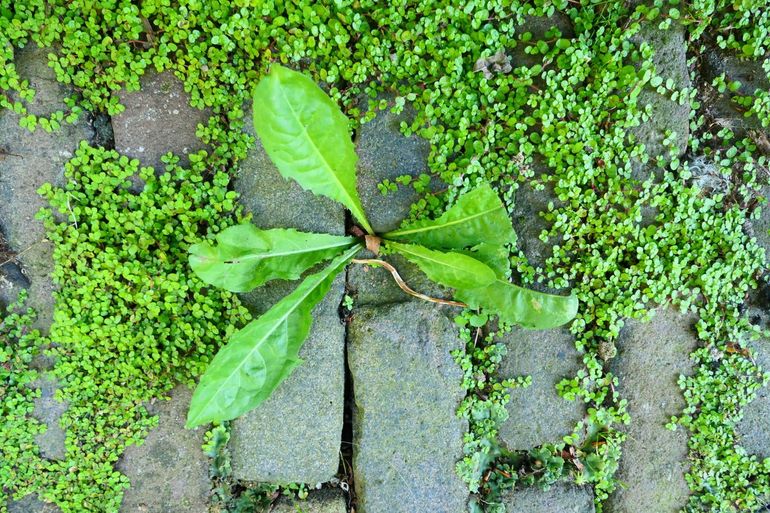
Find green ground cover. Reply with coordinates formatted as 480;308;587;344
1;1;770;512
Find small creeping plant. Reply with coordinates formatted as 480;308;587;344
184;65;578;428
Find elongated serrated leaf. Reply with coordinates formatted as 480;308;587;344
252;65;373;234
455;279;578;330
387;241;496;290
384;184;515;249
186;245;361;428
189;224;355;292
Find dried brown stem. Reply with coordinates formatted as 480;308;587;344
351;258;467;308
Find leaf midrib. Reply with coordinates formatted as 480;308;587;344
190;245;360;424
224;239;354;263
275;82;372;234
386;205;501;238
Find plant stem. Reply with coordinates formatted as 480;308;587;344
351;258;467;308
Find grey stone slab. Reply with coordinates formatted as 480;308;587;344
228;117;346;484
346;252;449;308
235;108;344;235
354;94;432;234
229;275;346;484
0;45;94;332
605;309;696;513
511;181;562;273
739;288;770;460
272;489;347;513
504;482;595;513
629;22;691;180
117;386;210;513
348;302;468;513
511;14;575;76
0;261;30;308
7;495;61;513
113;71;209;169
701;47;770;138
737;339;770;460
31;375;67;461
750;184;770;258
498;327;584;450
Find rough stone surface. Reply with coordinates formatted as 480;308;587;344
31;375;67;461
750;184;770;258
117;386;210;513
113;71;209;169
511;180;562;273
605;309;696;513
737;339;770;460
701;47;770;137
347;251;449;307
739;287;770;460
348;302;468;513
354;94;432;233
236;108;344;235
0;44;94;331
7;495;61;513
498;327;584;450
0;261;30;308
272;489;347;513
630;22;691;179
504;483;595;513
230;275;346;484
512;14;575;75
228;113;346;483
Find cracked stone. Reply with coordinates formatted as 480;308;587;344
227;107;345;483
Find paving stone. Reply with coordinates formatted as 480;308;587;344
113;71;209;169
7;494;61;513
737;339;770;460
629;22;691;180
117;386;210;513
0;261;30;308
750;184;770;258
272;489;347;513
511;14;575;75
228;109;346;483
31;375;67;461
234;108;344;235
354;94;432;234
0;44;94;332
700;47;770;138
230;275;346;484
349;101;448;306
605;309;696;513
503;482;595;513
346;251;449;308
511;180;562;273
348;302;468;513
498;327;584;450
739;287;770;460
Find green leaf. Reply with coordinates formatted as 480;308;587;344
383;183;515;249
462;242;512;277
454;279;578;330
186;245;361;428
189;224;356;292
387;241;496;290
252;65;373;234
